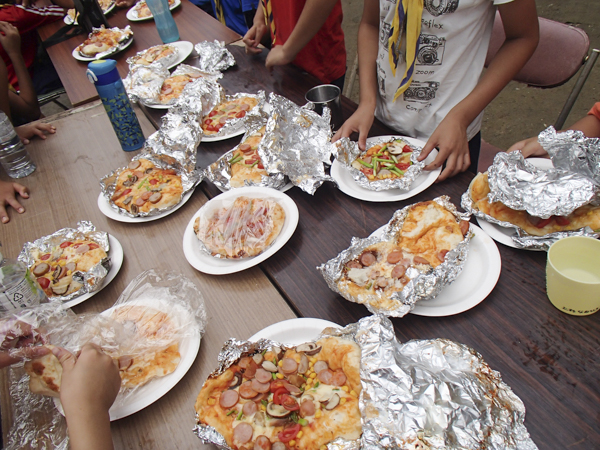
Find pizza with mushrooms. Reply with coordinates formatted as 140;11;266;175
195;336;362;450
337;200;470;311
469;172;600;236
202;97;258;135
110;158;183;215
351;138;414;181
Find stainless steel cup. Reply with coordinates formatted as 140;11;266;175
305;84;343;130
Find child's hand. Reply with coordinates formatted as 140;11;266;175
332;104;376;151
16;121;56;144
0;22;22;57
507;136;548;158
0;180;29;224
265;45;295;68
243;22;267;55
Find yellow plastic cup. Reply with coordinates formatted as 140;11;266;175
546;236;600;316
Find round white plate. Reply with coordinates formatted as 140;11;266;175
72;36;134;62
331;136;441;202
202;127;246;143
183;187;299;275
97;189;193;223
126;0;181;21
55;298;201;421
475;157;553;249
63;234;124;309
166;40;194;68
64;1;115;24
249;318;340;345
141;100;172;110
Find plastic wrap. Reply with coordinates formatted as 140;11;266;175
194;40;236;72
75;26;133;59
334;136;426;191
5;270;207;449
127;43;180;68
17;221;111;302
319;197;471;317
193;195;286;259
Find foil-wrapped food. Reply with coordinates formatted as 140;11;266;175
194;40;236;73
75;25;133;59
194;315;537;450
462;150;600;250
319;197;471;317
127;43;180;68
334;136;426;191
17;221;110;302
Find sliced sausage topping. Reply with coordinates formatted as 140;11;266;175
239;381;258;399
254;368;272;384
387;250;403;264
242;400;258;416
413;256;430;265
251;378;271;393
359;251;377;267
219;389;239;408
280;358;298;375
233;423;253;444
254;435;272;450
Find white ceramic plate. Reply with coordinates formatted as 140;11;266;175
249;318;340;345
126;0;181;21
97;190;193;223
63;234;124;309
202;127;246;143
72;36;134;62
475;157;553;249
64;1;115;25
166;40;194;68
217;182;294;194
330;136;441;203
183;187;299;275
55;297;201;421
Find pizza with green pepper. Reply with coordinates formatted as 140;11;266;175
351;138;413;181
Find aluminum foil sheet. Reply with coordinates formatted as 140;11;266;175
202;91;266;140
539;126;600;185
171;78;223;119
354;315;537;450
203;108;288;190
126;43;179;68
334;137;426;191
76;26;133;59
487;151;598;218
17;221;110;303
124;62;170;104
318;197;471;317
259;93;335;194
194;40;236;72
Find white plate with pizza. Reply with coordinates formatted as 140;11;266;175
63;234;124;309
474;157;553;249
64;1;115;25
330;136;441;203
54;297;202;421
249;317;341;344
183;187;299;275
166;40;194;69
97;189;194;223
126;0;181;21
72;35;134;62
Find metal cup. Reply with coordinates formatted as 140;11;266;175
305;84;343;131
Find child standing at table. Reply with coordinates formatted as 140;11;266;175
333;0;539;181
242;0;346;90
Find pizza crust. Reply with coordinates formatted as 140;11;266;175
24;345;62;397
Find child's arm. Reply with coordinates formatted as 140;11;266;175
264;0;339;68
243;2;268;55
53;344;120;450
332;0;379;150
419;0;539;181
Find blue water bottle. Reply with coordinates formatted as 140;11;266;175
145;0;180;43
87;60;145;152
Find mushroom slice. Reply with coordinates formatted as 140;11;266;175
229;371;243;388
261;361;278;373
324;393;340;410
51;282;70;295
252;353;264;365
297;354;309;374
295;343;322;356
266;402;291;418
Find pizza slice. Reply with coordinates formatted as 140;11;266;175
229;126;267;188
131;44;176;66
157;73;203;104
351;138;413;181
202;97;258;135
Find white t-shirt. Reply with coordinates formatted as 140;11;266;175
375;0;513;141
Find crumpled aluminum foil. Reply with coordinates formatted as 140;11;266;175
318;197;471;317
194;40;236;72
170;78;222;119
123;62;170;104
126;43;179;68
334;137;426;191
76;26;133;59
487;151;599;218
203;107;288;190
353;315;537;450
539;126;600;185
203;91;266;140
17;221;110;303
259;93;335;194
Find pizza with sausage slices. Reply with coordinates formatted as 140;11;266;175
351;138;414;181
195;336;362;450
29;239;107;297
338;200;469;311
77;26;132;58
157;73;203;103
228;126;267;188
110;158;184;215
469;172;600;236
202;97;258;135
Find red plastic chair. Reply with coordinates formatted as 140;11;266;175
478;14;598;172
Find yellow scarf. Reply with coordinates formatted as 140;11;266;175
388;0;423;101
261;0;277;45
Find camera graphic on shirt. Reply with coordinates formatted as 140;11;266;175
417;35;446;65
425;0;459;17
403;81;440;103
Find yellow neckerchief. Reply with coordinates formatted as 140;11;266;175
213;0;226;25
388;0;423;101
261;0;276;45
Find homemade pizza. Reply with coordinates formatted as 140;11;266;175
193;196;285;259
195;336;362;450
66;0;113;24
157;73;202;103
110;158;184;215
77;26;133;58
228;126;267;188
202;97;258;135
469;172;600;236
133;0;176;18
130;44;176;66
24;345;62;397
351;138;413;181
337;200;470;311
29;239;108;297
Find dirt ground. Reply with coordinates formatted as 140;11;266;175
339;0;600;150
